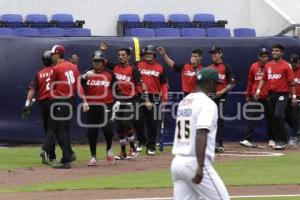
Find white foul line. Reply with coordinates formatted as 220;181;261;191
220;151;284;157
101;194;300;200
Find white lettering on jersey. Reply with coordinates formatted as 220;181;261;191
172;92;218;164
183;70;196;77
139;69;160;77
268;73;282;80
39;71;53;79
114;73;131;82
86;80;110;87
219;74;226;80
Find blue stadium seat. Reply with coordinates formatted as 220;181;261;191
25;14;49;28
129;28;155;37
65;28;91;36
14;28;40;36
144;14;165;22
1;14;23;28
180;28;206;37
0;28;14;36
206;28;231;37
40;28;66;36
168;14;190;22
193;13;215;22
155;28;180;37
51;14;76;28
119;14;140;22
233;28;256;37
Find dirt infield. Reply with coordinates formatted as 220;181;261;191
0;143;299;200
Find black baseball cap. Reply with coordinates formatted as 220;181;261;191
289;54;299;63
92;51;105;61
208;46;223;54
196;67;222;83
258;48;269;56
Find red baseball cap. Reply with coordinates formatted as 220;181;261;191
50;45;65;55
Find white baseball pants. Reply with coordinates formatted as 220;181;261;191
171;155;230;200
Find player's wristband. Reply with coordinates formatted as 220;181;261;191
25;100;31;107
292;95;297;99
256;89;261;94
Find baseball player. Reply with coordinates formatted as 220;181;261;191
157;46;203;95
255;44;296;150
285;54;300;146
171;67;229;200
69;54;79;65
44;45;89;169
23;50;57;164
102;47;141;160
136;45;168;155
240;48;275;148
81;51;117;166
208;46;236;153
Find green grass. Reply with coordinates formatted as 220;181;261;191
0;145;171;170
1;146;300;193
215;153;300;186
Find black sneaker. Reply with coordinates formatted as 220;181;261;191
40;151;49;165
51;162;71;169
215;144;224;153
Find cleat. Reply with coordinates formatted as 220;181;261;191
240;140;257;148
136;145;143;152
215;143;224;153
51;162;71;169
106;150;116;165
147;149;155;155
268;140;275;148
127;148;138;159
273;142;286;150
287;137;297;147
114;151;127;160
40;151;49;165
88;157;97;166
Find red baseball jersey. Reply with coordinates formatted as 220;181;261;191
293;68;300;96
51;61;80;98
29;66;53;101
209;63;235;92
262;59;294;93
137;60;168;94
113;64;141;97
82;69;116;104
173;63;203;93
245;62;269;99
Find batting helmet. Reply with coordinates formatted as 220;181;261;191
145;45;157;55
42;50;52;66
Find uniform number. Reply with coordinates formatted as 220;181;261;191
177;120;190;139
46;77;51;91
65;70;75;85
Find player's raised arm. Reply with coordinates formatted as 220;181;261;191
157;47;176;69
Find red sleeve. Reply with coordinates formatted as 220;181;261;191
161;83;169;103
262;66;268;81
286;64;295;83
245;65;254;97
